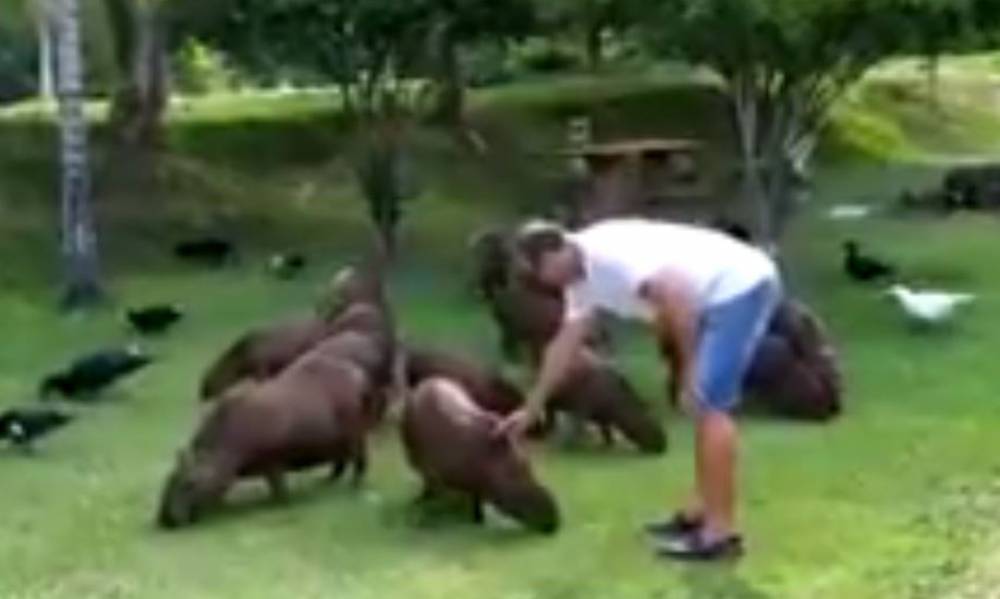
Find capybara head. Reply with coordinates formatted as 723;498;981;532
156;450;223;529
601;371;665;454
317;266;385;321
485;439;561;534
469;229;512;299
615;402;666;454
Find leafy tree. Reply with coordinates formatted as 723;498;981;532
542;0;638;70
651;0;976;245
424;0;534;129
104;0;171;149
180;0;436;253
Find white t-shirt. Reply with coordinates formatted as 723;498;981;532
565;218;778;323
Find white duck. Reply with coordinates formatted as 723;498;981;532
886;284;976;325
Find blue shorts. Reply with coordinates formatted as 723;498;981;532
694;279;781;413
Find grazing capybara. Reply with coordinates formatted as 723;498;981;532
200;302;392;401
401;378;559;534
158;353;370;528
309;331;394;421
547;349;666;454
743;299;842;421
403;346;524;415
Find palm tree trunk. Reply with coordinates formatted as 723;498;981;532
36;1;56;100
55;0;102;308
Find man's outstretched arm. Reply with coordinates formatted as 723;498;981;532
495;314;591;438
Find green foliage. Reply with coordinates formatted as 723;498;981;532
181;0;432;106
427;0;535;44
171;38;236;96
511;37;583;74
0;21;36;103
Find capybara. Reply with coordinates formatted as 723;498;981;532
200;302;392;401
309;331;394;421
316;258;390;323
401;378;559;534
743;299;842;421
547;349;666;454
403;346;524;416
158;353;370;528
469;229;607;365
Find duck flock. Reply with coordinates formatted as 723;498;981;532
0;223;975;533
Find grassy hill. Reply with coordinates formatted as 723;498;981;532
2;64;1000;598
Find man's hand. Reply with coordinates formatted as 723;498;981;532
494;407;539;440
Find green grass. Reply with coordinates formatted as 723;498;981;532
3;65;1000;598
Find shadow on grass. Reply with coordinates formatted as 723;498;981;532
677;563;774;599
375;490;553;551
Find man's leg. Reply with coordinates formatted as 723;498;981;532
698;409;737;539
654;279;778;558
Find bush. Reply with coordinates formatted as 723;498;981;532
172;39;236;96
511;38;583;74
465;42;515;89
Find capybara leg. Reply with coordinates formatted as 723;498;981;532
264;469;289;503
330;459;347;483
414;482;439;505
600;423;615;447
350;440;368;487
471;497;485;525
567;416;588;446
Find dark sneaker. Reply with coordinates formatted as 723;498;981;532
654;533;745;562
643;512;704;539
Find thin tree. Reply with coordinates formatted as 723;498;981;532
54;0;103;308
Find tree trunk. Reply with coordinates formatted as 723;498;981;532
55;0;103;309
731;76;770;242
431;24;465;128
107;0;169;149
585;24;604;71
36;1;56;100
926;53;940;112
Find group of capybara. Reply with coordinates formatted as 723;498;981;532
156;229;842;534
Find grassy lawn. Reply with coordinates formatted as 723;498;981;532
2;67;1000;598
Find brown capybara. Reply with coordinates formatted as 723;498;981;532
200;302;392;401
308;331;395;422
547;349;665;454
403;346;524;416
316;256;390;323
743;299;842;421
158;354;370;529
469;229;607;366
401;378;559;534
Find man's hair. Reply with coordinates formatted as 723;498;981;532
513;220;568;269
